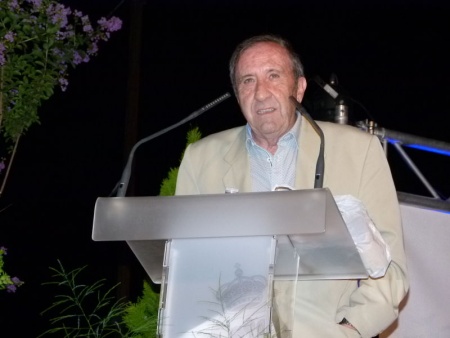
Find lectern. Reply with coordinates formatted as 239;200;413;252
92;188;368;337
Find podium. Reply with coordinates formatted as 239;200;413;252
92;188;368;337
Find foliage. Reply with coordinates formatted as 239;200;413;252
159;167;178;196
122;281;159;338
0;0;122;142
185;126;202;151
0;245;23;292
159;126;202;196
39;260;130;337
39;128;203;337
0;0;122;197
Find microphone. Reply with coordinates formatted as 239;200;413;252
314;75;339;99
115;92;231;197
314;75;349;125
289;96;325;189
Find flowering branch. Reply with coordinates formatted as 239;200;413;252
0;0;122;194
0;0;122;140
0;134;18;197
0;246;24;293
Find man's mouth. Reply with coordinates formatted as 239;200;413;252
256;107;276;115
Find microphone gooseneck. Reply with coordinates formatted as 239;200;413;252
289;96;325;189
115;92;231;197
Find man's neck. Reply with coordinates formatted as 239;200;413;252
251;134;279;154
249;113;301;154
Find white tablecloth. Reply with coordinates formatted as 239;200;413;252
381;204;450;338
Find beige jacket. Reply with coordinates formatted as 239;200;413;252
176;116;408;338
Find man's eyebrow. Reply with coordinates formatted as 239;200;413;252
239;73;253;78
239;68;281;78
266;67;282;73
236;73;254;83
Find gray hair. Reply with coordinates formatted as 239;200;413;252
229;34;305;95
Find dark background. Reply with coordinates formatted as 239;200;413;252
1;0;449;335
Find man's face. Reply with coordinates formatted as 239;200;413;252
235;42;307;144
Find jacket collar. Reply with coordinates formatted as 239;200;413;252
223;127;253;192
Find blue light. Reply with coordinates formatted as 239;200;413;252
405;144;450;157
387;139;450;157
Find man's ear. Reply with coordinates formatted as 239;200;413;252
295;77;307;102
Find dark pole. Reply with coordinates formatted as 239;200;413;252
124;0;145;171
117;0;146;301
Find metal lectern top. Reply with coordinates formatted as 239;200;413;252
92;188;368;283
92;188;327;241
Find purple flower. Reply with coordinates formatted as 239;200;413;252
57;29;75;40
98;16;123;32
46;3;72;28
81;15;91;26
0;246;7;254
4;31;16;43
26;0;42;9
6;278;22;293
11;276;22;285
72;51;83;65
83;24;93;33
0;43;6;66
6;284;17;293
87;42;98;55
8;0;19;10
59;77;69;92
51;48;65;58
0;161;4;174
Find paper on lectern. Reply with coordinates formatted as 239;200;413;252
335;195;392;278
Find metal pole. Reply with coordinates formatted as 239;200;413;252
374;127;450;155
391;142;441;199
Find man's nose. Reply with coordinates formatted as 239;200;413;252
255;80;271;101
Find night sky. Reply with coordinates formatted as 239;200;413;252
1;0;450;335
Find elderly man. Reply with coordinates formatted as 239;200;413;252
175;34;408;338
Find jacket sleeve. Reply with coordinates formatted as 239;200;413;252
336;135;409;338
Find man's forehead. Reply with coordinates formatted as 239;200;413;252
236;42;292;75
240;41;289;59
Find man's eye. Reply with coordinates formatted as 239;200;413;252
269;73;280;79
242;78;254;84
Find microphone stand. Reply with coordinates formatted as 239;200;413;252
115;92;231;197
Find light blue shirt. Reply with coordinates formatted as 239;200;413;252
246;113;301;192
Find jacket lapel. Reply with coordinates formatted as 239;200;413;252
295;116;323;189
223;128;253;192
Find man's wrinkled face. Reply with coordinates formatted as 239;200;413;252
235;42;306;144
